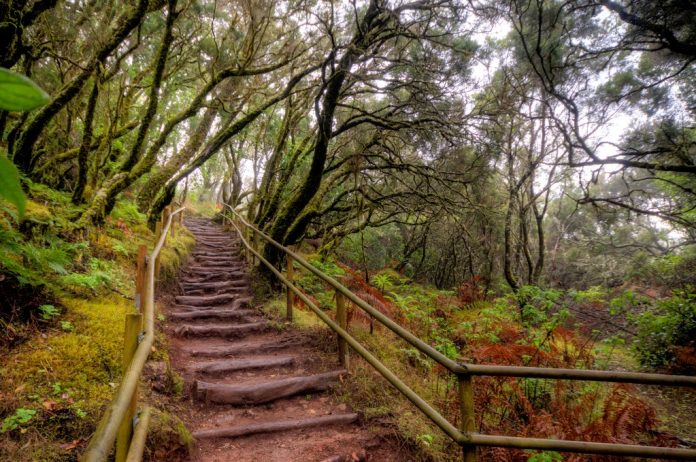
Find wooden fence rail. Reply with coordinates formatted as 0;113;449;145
222;205;696;461
82;205;185;462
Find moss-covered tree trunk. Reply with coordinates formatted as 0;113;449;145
77;0;177;226
11;0;149;173
72;76;99;204
262;0;386;268
137;106;217;214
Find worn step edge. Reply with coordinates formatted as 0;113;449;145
174;321;268;338
193;370;346;405
183;265;245;273
189;356;295;375
181;280;248;290
192;413;358;439
168;308;256;320
185;339;308;358
175;293;242;306
183;287;248;297
171;297;251;312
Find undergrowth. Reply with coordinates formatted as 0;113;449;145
0;186;195;460
284;254;681;461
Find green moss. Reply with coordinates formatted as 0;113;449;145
158;227;195;281
0;295;132;461
24;200;52;222
145;409;194;460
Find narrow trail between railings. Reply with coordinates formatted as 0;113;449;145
164;217;414;462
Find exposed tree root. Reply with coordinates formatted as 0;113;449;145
174;321;269;338
193;370;346;405
192;413;359;439
186;338;308;358
168;308;256;321
189;355;295;375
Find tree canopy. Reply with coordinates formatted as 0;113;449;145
1;0;695;289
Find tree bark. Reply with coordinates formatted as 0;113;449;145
264;0;386;267
72;76;99;203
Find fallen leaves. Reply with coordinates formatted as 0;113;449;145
59;439;81;450
41;399;57;410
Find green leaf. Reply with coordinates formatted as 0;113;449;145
0;153;26;218
0;67;50;111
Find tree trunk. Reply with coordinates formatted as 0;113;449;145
72;76;99;203
12;0;150;173
264;0;385;268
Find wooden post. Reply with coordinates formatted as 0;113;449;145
162;206;171;237
248;229;255;265
154;219;162;282
170;207;176;237
162;205;171;225
115;313;143;462
459;375;476;461
135;245;147;311
253;230;260;266
245;228;252;265
286;253;294;322
336;291;349;368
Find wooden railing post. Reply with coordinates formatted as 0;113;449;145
459;375;476;462
335;291;349;368
154;219;162;282
169;205;176;237
115;313;143;462
242;227;248;263
135;245;147;311
163;205;171;224
286;252;294;322
253;230;260;266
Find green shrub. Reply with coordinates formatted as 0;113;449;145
632;289;696;370
514;285;562;326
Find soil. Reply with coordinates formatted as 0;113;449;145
161;217;417;462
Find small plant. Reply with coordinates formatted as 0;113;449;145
433;335;458;360
416;433;434;447
60;320;75;332
111;242;130;256
525;450;563;462
38;304;60;320
372;273;393;292
1;408;37;433
51;382;63;396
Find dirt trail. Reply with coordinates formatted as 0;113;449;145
164;217;413;462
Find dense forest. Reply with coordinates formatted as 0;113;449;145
1;0;695;460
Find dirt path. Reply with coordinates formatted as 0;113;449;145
164;217;413;462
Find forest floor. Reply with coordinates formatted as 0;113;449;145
566;301;696;446
161;217;416;462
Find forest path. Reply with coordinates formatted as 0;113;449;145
164;217;411;462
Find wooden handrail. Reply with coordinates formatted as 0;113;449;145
222;205;696;461
82;206;185;462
